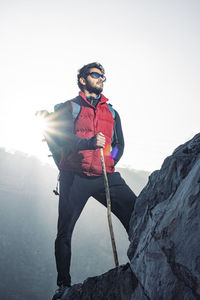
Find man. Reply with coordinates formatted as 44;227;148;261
51;62;136;299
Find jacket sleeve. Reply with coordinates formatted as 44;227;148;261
51;101;95;152
111;110;125;165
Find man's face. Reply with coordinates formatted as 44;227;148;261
84;67;105;95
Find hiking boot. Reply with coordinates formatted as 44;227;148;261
52;284;71;300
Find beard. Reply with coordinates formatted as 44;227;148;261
85;79;103;95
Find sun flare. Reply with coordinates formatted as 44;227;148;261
0;111;58;165
34;116;48;135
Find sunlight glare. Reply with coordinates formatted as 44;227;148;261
34;115;48;137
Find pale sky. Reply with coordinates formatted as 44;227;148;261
0;0;200;172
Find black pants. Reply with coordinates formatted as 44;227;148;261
55;170;136;287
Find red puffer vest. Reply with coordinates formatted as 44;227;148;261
59;91;115;176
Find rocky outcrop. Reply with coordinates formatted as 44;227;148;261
62;264;138;300
63;133;200;299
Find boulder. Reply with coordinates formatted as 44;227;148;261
62;264;139;300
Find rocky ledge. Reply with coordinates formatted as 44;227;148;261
62;133;200;300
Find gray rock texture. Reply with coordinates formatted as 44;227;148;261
62;264;139;300
62;133;200;299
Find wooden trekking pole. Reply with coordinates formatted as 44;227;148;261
100;148;119;267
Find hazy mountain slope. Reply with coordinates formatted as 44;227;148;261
0;148;149;300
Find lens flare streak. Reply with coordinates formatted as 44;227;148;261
104;144;118;159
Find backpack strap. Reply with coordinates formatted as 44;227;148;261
107;103;116;120
70;100;81;121
107;103;117;143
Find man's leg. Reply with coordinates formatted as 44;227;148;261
54;171;92;287
92;172;136;233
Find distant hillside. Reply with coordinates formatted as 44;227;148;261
0;148;149;300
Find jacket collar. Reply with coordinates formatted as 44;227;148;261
79;91;108;106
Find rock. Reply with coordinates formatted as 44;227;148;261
62;133;200;299
128;133;200;299
61;263;139;300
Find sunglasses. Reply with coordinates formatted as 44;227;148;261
88;72;106;82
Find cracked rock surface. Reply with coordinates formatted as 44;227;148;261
128;133;200;299
62;264;140;300
63;133;200;300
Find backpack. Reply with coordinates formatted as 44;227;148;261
44;98;116;168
